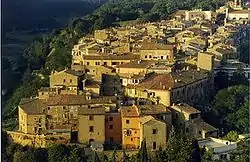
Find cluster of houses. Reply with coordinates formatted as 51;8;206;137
7;0;249;161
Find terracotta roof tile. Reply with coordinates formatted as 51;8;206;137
83;53;140;60
46;95;116;106
136;74;174;90
116;60;156;69
120;106;139;117
78;106;106;115
171;103;201;114
137;104;171;115
141;41;176;50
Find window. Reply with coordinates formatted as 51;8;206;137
34;127;37;133
47;107;50;110
153;129;157;134
112;62;119;66
70;79;72;83
63;79;66;83
89;126;94;132
199;131;202;135
153;142;157;150
161;56;164;59
63;106;66;110
186;128;189;133
109;117;113;121
104;62;107;65
38;118;41;123
145;55;147;58
86;62;90;65
34;117;37;121
131;138;133;141
89;139;94;143
149;55;152;58
41;92;44;95
89;115;94;121
95;62;100;65
126;130;132;136
126;120;130;124
109;125;113;129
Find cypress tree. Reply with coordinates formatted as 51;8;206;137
139;139;148;162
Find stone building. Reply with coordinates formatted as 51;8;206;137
78;106;106;144
49;69;85;91
140;40;176;63
140;116;167;150
120;105;140;149
171;103;218;139
18;95;117;143
105;110;122;146
125;68;214;107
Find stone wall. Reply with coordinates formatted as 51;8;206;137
7;131;70;148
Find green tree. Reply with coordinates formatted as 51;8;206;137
92;151;101;162
13;150;25;162
47;144;69;162
138;139;148;162
210;85;249;133
223;131;239;142
111;147;117;162
69;146;87;162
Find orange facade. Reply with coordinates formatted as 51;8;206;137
120;106;140;149
105;112;122;145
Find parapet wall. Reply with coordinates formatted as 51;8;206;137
7;131;71;148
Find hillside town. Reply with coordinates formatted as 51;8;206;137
6;0;250;161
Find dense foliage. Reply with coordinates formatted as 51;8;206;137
207;85;249;134
2;0;105;32
2;130;201;162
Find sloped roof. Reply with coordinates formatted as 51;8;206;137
78;106;105;115
64;69;84;77
171;103;201;114
120;106;139;117
46;95;116;106
19;98;47;114
116;60;156;69
137;104;171;115
19;95;116;115
140;115;154;124
136;74;174;90
82;53;140;60
193;119;217;132
140;41;176;50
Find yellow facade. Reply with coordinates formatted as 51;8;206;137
125;87;171;106
121;106;140;149
78;114;105;144
197;52;215;71
19;107;46;135
140;49;175;62
49;70;82;89
82;55;139;67
140;116;167;151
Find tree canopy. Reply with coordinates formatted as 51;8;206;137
209;85;249;134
